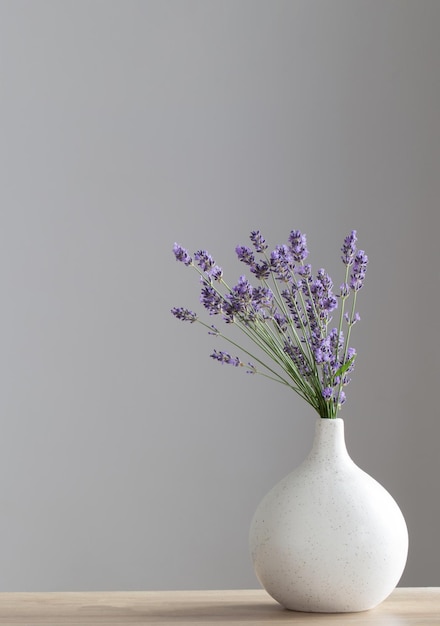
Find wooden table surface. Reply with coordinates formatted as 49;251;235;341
0;588;438;625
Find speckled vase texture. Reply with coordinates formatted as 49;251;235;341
249;418;408;613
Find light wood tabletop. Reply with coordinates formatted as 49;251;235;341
0;588;438;625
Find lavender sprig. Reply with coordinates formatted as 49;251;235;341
210;350;241;367
173;243;192;266
171;307;197;323
172;230;368;418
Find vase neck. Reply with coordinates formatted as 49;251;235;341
307;418;350;466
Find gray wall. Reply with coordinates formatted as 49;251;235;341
0;0;439;591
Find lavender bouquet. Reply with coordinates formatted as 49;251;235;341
172;229;367;419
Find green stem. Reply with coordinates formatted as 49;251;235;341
335;289;358;418
196;319;296;391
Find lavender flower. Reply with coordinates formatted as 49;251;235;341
208;265;223;281
350;250;369;291
284;340;312;377
252;286;273;309
200;282;224;315
312;335;331;364
322;387;333;401
232;275;254;301
210;349;241;367
341;230;357;266
296;263;311;277
224;276;254;322
345;312;361;325
171;307;197;323
236;245;255;267
194;250;215;273
281;288;304;329
339;282;350;298
274;311;288;333
270;245;294;282
337;390;346;405
251;260;270;280
310;269;338;314
173;243;192;266
289;230;309;262
250;230;268;252
329;327;344;357
172;228;367;419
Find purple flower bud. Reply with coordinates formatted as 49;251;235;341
251;260;270;280
250;230;268;252
173;243;192;266
194;250;215;273
346;312;361;325
223;276;254;322
289;230;309;262
252;286;273;309
284;340;312;376
270;245;294;281
339;282;350;297
329;328;344;354
281;287;303;327
323;387;333;401
337;390;346;405
274;311;287;332
309;268;338;319
210;349;241;367
172;229;367;416
171;307;197;323
350;250;368;291
341;230;357;266
208;265;223;281
200;283;223;315
322;295;337;312
235;245;255;266
296;264;311;277
347;347;357;361
233;275;253;299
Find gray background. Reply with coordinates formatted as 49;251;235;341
0;0;439;591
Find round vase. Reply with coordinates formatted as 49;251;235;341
249;418;408;613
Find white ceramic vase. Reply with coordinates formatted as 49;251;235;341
249;418;408;613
